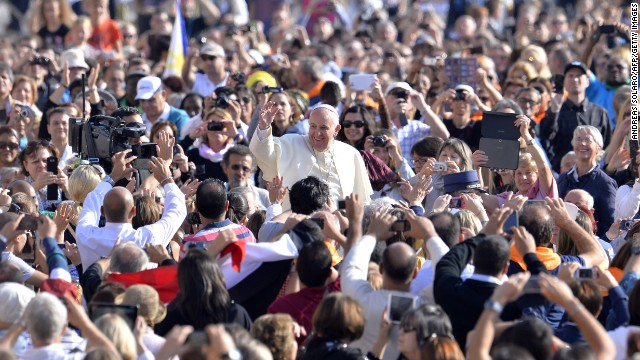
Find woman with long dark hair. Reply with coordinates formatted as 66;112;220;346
336;104;376;151
154;249;252;336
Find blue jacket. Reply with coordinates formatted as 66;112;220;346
558;166;617;238
167;106;190;140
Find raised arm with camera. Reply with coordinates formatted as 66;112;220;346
76;150;187;267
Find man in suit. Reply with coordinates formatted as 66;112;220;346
250;103;372;209
433;208;547;350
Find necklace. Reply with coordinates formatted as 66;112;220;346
308;138;335;183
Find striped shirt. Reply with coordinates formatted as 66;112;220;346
180;219;256;258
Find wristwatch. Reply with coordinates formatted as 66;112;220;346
221;349;242;360
484;299;504;314
103;175;115;186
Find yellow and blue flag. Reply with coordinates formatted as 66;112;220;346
163;0;187;78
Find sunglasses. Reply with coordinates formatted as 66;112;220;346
230;164;251;172
0;141;19;151
200;55;217;62
342;120;365;128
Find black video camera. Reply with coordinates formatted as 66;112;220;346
263;86;284;94
68;116;147;173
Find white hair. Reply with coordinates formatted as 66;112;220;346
571;125;604;149
24;293;68;345
566;189;595;210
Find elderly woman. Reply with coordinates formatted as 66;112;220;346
187;108;244;182
558;125;617;237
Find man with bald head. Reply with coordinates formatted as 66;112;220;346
564;189;615;262
250;103;372;209
341;212;435;360
76;151;187;267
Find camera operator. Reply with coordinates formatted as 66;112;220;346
76;150;187;268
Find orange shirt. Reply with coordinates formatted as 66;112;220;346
88;19;122;52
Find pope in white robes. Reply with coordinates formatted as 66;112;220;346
250;104;372;209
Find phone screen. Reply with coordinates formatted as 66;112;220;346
388;294;416;322
503;211;519;235
553;74;564;94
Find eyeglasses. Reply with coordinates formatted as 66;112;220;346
200;55;217;62
123;33;134;39
575;137;594;144
230;164;251;173
0;141;19;151
516;98;540;107
411;158;429;165
342;121;365;128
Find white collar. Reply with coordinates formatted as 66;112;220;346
568;163;598;181
466;273;504;285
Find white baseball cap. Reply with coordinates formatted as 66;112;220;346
200;43;225;58
135;76;162;100
61;48;89;70
384;81;413;97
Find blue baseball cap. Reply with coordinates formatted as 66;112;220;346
443;171;486;194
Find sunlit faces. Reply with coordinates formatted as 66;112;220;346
515;165;538;194
152;125;175;143
11;81;34;105
411;155;433;174
0;133;19;166
309;109;340;152
0;71;13;97
223;154;253;188
47;112;69;143
205;113;230;149
572;129;600;163
564;68;588;95
342;112;366;143
24;148;52;177
269;93;292;129
438;146;462;168
138;90;165;120
8;108;31;137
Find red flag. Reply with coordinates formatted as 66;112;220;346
106;265;179;303
220;241;247;272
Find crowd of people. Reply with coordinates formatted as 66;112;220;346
0;0;636;359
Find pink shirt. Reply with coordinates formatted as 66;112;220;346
496;176;558;206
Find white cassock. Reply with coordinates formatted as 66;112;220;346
250;127;372;209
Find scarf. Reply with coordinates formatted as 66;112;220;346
198;142;233;163
510;245;561;271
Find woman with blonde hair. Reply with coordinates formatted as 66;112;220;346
187;108;245;182
121;285;167;355
12;76;42;142
94;314;150;360
28;0;76;52
519;44;552;79
506;60;538;82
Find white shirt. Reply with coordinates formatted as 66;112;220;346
614;181;640;220
341;235;407;360
76;181;187;268
58;145;75;170
142;102;171;133
191;72;229;98
20;343;84;360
